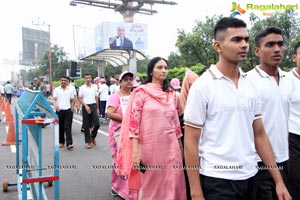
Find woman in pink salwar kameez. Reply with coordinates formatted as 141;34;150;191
107;71;138;200
117;57;187;200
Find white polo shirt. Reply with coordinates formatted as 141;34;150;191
247;65;292;163
184;65;260;180
99;83;109;101
53;86;74;110
286;68;300;136
78;84;98;104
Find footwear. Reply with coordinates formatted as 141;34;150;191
67;144;74;150
59;143;64;148
91;137;96;145
81;128;84;133
111;189;118;196
86;143;92;149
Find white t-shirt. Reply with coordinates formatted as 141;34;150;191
247;65;292;163
78;84;98;104
53;86;74;110
109;84;120;95
286;68;300;136
184;65;260;180
99;83;109;101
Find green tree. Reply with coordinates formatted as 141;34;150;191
247;11;300;71
172;11;300;72
167;52;184;69
39;44;69;81
175;15;220;67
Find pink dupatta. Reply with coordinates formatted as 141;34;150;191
115;83;175;192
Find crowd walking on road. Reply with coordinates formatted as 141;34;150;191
9;16;300;200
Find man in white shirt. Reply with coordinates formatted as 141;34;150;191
52;75;75;150
4;81;14;104
98;78;109;119
78;74;100;149
109;77;119;95
286;41;300;200
247;26;292;200
184;17;291;200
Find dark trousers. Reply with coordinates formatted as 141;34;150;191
289;133;300;200
180;114;192;200
57;109;73;145
200;174;254;200
99;100;106;118
82;104;100;143
251;161;289;200
6;93;12;104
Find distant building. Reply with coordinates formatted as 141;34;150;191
21;27;50;66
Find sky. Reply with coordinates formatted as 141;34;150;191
0;0;299;82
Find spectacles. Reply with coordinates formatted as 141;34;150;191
122;77;133;82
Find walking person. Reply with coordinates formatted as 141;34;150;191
286;41;300;200
106;71;137;199
4;81;14;104
117;57;186;200
52;75;75;150
98;78;109;119
78;74;100;149
247;26;292;200
184;17;291;200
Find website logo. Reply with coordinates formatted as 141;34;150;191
230;2;246;17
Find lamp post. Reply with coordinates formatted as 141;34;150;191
47;24;52;82
32;19;52;82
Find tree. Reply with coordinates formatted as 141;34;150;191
246;11;300;71
167;52;184;69
171;11;300;72
175;15;220;67
39;44;69;81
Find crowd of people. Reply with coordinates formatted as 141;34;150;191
110;17;299;200
6;16;300;200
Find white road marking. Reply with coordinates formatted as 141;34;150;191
72;118;108;136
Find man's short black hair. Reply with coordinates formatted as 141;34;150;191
214;17;247;40
254;26;283;47
293;41;300;54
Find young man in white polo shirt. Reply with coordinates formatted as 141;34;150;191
286;41;300;200
184;17;291;200
78;74;100;149
52;75;75;150
247;26;292;200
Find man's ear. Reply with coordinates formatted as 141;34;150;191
254;47;260;57
213;41;221;53
292;54;297;62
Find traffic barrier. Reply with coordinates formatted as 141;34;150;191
2;114;16;146
0;96;5;111
4;102;11;124
2;89;59;199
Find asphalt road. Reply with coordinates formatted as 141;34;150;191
0;97;124;200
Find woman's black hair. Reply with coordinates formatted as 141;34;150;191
142;57;171;92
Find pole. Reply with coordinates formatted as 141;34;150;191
48;24;52;82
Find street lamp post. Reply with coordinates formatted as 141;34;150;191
32;19;52;82
48;24;52;82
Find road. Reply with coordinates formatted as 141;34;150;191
0;97;124;200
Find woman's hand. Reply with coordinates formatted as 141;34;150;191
132;138;141;170
132;150;141;170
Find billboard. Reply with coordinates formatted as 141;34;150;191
21;27;50;66
74;22;148;60
104;22;148;51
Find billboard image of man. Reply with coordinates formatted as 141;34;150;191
109;26;133;50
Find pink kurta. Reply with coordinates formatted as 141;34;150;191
117;83;186;200
107;93;138;200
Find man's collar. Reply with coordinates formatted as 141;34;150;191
255;65;285;78
209;65;247;79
